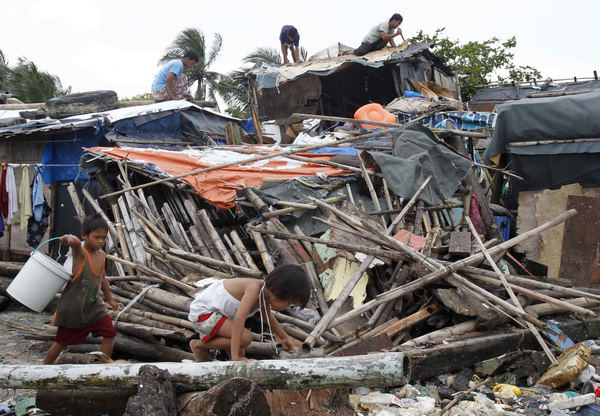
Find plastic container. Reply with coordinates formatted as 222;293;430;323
494;216;511;241
6;238;71;312
354;103;397;128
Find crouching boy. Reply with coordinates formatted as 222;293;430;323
189;264;310;361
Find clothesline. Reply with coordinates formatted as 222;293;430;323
1;163;81;167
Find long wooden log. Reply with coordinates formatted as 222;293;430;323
0;352;409;391
327;209;578;328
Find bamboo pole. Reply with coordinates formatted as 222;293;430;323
465;216;558;365
197;209;235;264
98;130;384;200
327;209;578;329
303;177;434;350
356;150;386;228
303;261;329;315
461;266;600;302
168;248;263;279
230;230;260;272
467;272;598;317
0;352;410;391
251;226;403;261
374;304;440;338
66;183;85;222
223;233;247;268
251;230;274;273
106;254;195;295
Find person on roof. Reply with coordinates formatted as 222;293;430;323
352;13;404;56
151;50;198;102
280;25;300;64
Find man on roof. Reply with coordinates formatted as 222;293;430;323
280;25;300;64
352;13;404;56
151;50;198;102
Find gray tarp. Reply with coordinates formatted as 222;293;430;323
369;124;473;205
483;91;600;206
484;91;600;162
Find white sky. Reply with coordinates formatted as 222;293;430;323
1;0;598;99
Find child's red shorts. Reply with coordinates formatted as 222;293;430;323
193;313;227;343
55;315;117;347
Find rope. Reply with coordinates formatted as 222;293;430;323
258;283;277;354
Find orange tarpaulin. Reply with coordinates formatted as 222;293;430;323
89;146;352;209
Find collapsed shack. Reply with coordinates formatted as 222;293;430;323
2;106;600;414
249;41;462;131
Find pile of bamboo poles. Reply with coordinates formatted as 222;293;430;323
24;122;595;371
39;149;598;370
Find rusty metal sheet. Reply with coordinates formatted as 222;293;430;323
331;333;393;357
559;195;600;287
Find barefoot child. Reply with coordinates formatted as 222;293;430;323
45;213;123;364
188;264;310;361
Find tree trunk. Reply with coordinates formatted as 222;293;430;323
0;352;410;391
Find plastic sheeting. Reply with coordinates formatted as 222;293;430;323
483;91;600;203
368;124;473;205
396;111;497;131
88;146;353;209
41;125;104;184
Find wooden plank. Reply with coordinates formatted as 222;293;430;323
516;190;541;257
449;231;472;255
534;184;582;278
559;195;600;287
323;257;368;309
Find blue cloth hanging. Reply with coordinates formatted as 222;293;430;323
32;165;45;222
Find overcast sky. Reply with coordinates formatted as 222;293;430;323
1;0;598;99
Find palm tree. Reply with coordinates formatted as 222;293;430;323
160;28;223;102
5;58;63;103
0;50;12;92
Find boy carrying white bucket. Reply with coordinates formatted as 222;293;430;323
44;213;123;364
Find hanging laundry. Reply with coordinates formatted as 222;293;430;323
32;165;45;222
19;166;32;230
0;214;4;238
27;201;51;248
5;165;18;224
0;164;8;218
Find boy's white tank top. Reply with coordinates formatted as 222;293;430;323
188;280;259;322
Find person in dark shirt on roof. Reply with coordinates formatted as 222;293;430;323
353;13;404;56
280;25;300;64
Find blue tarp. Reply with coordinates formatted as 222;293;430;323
113;112;181;139
41;124;104;184
396;111;497;130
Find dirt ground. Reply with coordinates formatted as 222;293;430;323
0;302;53;402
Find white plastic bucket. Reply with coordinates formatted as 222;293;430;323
7;244;71;313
